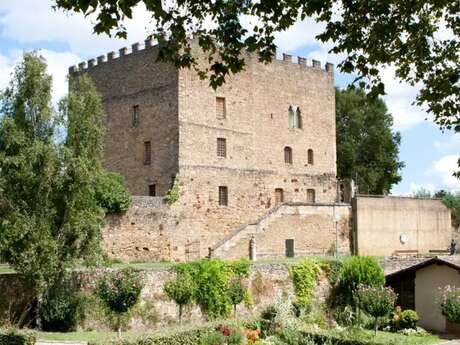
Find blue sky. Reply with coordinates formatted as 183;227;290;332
0;0;458;195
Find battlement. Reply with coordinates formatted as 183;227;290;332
69;38;334;75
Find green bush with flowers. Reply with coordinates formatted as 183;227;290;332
441;286;460;323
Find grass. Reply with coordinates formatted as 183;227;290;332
0;264;14;274
36;330;146;343
306;327;441;345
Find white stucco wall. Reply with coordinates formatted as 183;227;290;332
415;264;460;332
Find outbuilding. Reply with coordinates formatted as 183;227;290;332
385;256;460;332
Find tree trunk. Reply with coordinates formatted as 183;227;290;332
374;317;378;335
117;315;122;338
234;304;237;322
36;293;43;330
179;305;183;326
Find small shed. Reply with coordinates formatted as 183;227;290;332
385;256;460;332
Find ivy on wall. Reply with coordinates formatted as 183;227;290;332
289;259;321;310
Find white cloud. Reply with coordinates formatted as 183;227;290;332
408;183;436;196
0;49;81;104
433;133;460;152
426;155;460;190
0;0;152;57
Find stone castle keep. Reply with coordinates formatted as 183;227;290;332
69;39;455;262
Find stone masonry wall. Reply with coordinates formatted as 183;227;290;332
70;42;179;196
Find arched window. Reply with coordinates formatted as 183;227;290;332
284;146;293;164
288;105;302;129
308;149;314;165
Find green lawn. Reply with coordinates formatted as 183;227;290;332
37;330;147;343
306;327;441;345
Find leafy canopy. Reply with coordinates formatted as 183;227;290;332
0;54;105;295
54;0;459;135
336;88;404;194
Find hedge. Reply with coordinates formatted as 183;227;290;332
0;329;35;345
95;327;212;345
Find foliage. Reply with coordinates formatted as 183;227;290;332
40;282;84;331
440;286;460;323
164;272;196;324
95;171;131;214
399;310;420;331
164;177;180;205
56;2;459;171
175;259;249;320
96;267;144;336
356;285;397;334
200;330;226;345
336;257;385;305
441;192;460;228
336;88;404;194
259;297;299;339
0;54;104;298
0;329;36;345
289;259;321;310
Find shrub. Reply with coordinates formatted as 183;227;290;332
228;279;246;321
164;272;196;324
441;286;460;323
200;330;226;345
175;259;249;320
0;329;35;345
337;256;385;305
96;267;144;337
356;285;397;334
40;283;83;331
95;171;131;214
164;177;180;205
400;309;420;330
289;259;321;310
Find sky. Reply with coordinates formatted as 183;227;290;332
0;0;458;195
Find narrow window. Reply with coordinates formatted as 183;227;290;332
216;97;226;119
132;105;140;126
284;146;292;164
308;149;314;165
218;186;228;206
148;184;156;196
144;141;151;165
217;138;227;157
307;189;316;203
275;188;284;204
285;239;295;258
288;105;301;129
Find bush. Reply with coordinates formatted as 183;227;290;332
175;259;249;320
164;177;180;205
289;259;321;311
95;171;131;214
96;267;144;336
356;285;397;334
164;272;196;324
337;256;385;305
441;286;460;323
399;310;420;330
0;329;35;345
40;283;83;331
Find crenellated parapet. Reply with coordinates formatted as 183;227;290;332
68;37;334;75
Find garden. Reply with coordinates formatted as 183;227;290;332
1;256;453;345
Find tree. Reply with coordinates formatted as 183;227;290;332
54;1;459;133
356;285;397;335
336;88;404;194
96;267;144;337
163;272;196;325
227;278;246;321
0;54;106;324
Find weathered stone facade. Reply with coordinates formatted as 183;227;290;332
71;40;338;261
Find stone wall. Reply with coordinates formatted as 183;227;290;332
353;195;453;256
0;263;332;332
70;43;179;196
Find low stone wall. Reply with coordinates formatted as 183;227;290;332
0;263;331;332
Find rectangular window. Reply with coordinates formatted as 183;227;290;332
307;189;316;203
132;105;140;126
144;141;151;165
148;184;156;196
216;97;226;119
218;186;228;206
217;138;227;158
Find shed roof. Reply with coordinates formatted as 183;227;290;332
383;256;460;279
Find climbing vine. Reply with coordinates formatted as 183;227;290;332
289;259;321;310
164;177;180;205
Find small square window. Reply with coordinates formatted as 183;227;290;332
219;186;228;206
132;105;140;126
217;138;227;158
216;97;226;119
144;141;151;165
148;184;156;196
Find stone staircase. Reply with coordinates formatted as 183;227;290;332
211;203;287;258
